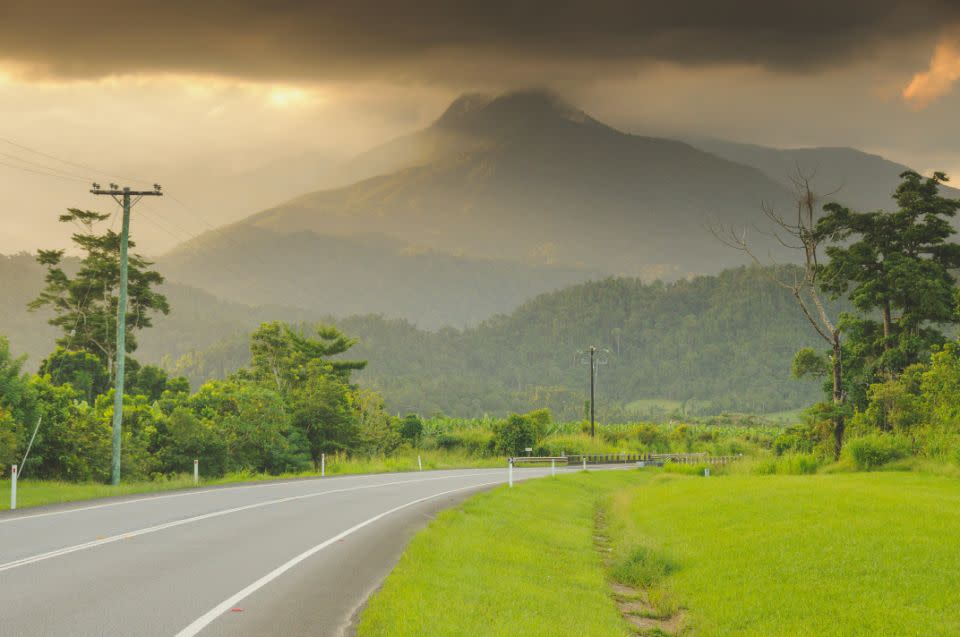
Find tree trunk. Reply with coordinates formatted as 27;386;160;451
831;336;845;459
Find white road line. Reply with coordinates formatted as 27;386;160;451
173;480;500;637
0;472;507;574
0;468;501;525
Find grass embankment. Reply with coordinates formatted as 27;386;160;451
360;469;960;636
359;471;637;637
607;471;960;636
0;451;503;510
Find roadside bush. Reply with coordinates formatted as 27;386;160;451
778;453;820;475
435;429;494;456
493;414;538;456
541;433;619;456
399;414;424;444
634;424;669;451
612;545;676;588
844;434;913;471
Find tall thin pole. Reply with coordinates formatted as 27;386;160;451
110;189;131;486
90;182;163;486
590;346;595;438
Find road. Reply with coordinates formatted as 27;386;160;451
0;465;580;637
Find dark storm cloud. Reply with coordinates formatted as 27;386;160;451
0;0;958;81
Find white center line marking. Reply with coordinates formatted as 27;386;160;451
0;472;507;573
173;480;500;637
0;468;500;525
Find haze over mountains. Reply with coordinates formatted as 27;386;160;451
159;89;954;329
4;88;957;412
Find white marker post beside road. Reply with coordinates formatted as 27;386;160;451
321;454;325;477
10;464;17;510
193;459;199;485
551;459;556;476
508;458;514;488
418;455;422;471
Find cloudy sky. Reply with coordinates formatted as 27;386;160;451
2;0;960;254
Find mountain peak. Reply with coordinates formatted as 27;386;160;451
433;89;599;135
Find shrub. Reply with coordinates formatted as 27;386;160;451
779;453;820;475
612;546;676;588
434;430;494;456
844;434;913;471
493;414;538;456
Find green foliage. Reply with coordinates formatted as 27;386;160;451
0;409;16;469
493;414;539;456
157;407;227;477
189;378;307;475
844;434;913;470
128;365;172;402
817;171;960;390
399;414;424;444
29;209;169;373
792;347;830;379
38;347;110;403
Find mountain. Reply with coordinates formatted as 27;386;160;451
684;138;960;211
158;226;596;329
233;90;795;277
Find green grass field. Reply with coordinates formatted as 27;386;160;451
360;469;960;636
0;451;504;510
358;472;635;637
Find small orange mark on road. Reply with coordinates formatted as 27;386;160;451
230;608;243;613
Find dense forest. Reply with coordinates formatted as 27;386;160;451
1;251;834;419
166;265;834;418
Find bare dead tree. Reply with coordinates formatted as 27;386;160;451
712;171;846;458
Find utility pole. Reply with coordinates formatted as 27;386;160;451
576;346;609;438
590;347;595;437
90;182;163;485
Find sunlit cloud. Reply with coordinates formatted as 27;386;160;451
903;31;960;109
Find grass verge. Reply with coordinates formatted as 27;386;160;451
606;471;960;636
358;471;640;637
0;451;504;510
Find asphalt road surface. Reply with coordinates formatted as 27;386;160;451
0;465;584;637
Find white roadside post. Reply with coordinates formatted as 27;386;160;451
321;453;326;477
193;459;199;485
508;458;514;488
551;459;556;476
418;455;422;471
582;456;587;471
10;464;17;511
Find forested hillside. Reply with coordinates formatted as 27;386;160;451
166;265;835;418
0;252;842;418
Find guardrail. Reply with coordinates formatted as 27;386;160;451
506;453;743;486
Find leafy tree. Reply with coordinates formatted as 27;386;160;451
0;335;31;425
399;414;424;444
37;347;110;403
290;370;359;467
493;414;537;456
247;322;366;395
29;209;169;380
128;364;171;401
354;390;401;455
157;407;227;477
816;171;960;387
189;379;306;474
717;172;848;457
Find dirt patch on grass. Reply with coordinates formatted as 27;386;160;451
595;506;687;636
